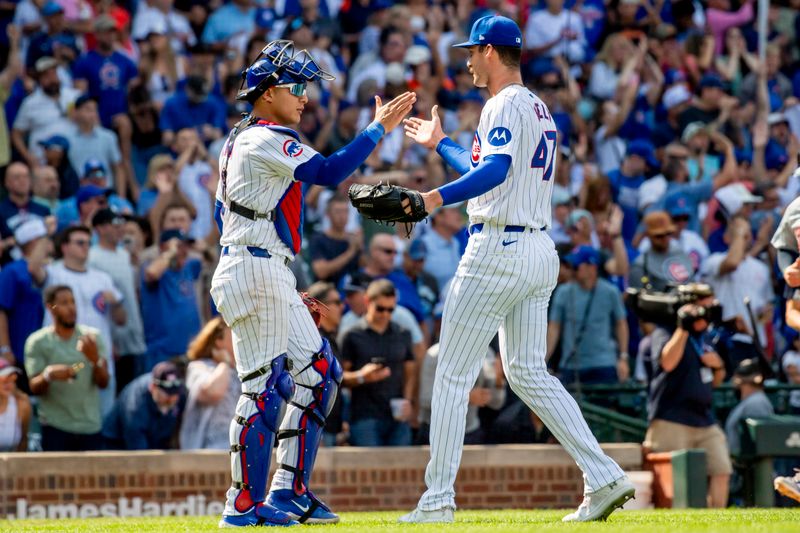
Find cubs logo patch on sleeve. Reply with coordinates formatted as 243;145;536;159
283;139;304;158
471;132;481;167
487;126;512;146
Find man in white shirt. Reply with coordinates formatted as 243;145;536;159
701;217;773;346
524;0;587;64
174;128;215;241
419;206;464;291
11;57;80;168
45;226;126;414
132;0;196;53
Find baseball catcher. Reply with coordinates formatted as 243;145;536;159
210;40;415;527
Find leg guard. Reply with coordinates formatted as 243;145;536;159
277;338;343;495
228;354;295;514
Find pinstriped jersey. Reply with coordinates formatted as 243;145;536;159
467;84;556;229
215;124;318;257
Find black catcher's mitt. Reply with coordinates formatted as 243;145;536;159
348;183;428;232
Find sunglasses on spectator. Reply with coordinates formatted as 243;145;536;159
380;247;397;255
274;82;307;97
671;215;690;223
325;299;344;306
375;305;395;314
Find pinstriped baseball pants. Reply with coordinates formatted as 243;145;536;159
211;248;325;515
418;228;625;511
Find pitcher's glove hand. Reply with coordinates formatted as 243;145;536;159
299;292;329;327
348;183;428;232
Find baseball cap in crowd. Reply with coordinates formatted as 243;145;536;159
698;73;725;90
458;90;484;106
92;208;124;227
159;228;191;244
83;159;106;179
151;362;184;395
766;149;789;170
342;272;372;294
551;187;572;207
406;239;427;261
662;85;692;111
681;121;708;144
734;148;753;165
626;139;659;169
663;68;685;85
733;358;764;386
255;7;276;29
567;208;593;229
94;15;117;32
404;45;432;66
38;135;69;151
0;359;21;378
74;94;96;110
714;183;763;218
637;176;667;212
34;56;58;74
664;194;693;218
643;211;677;237
13;218;48;246
565;246;600;268
41;1;63;17
385;62;406;85
767;112;789;127
453;15;522;49
76;185;111;206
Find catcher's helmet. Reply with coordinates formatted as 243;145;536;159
236;40;335;103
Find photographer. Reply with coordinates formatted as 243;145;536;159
644;283;732;508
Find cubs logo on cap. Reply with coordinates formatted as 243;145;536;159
453;15;523;49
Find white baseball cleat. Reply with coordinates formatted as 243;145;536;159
561;477;635;522
397;507;455;523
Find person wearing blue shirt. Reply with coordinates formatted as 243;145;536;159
0;219;49;393
102;361;185;450
25;3;78;70
72;16;138;129
140;229;202;370
159;76;226;146
0;162;50;265
201;0;256;47
607;140;658;246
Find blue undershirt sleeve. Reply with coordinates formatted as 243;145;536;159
293;122;385;186
435;137;471;175
437;154;512;206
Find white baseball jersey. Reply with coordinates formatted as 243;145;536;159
216;122;319;257
467;84;556;229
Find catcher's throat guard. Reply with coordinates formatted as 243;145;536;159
237;40;335;104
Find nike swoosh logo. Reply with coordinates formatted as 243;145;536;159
502;239;518;246
293;501;310;513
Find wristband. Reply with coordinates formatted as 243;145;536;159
94;358;106;369
619;352;629;361
43;367;53;383
0;345;10;355
363;121;385;143
356;373;365;385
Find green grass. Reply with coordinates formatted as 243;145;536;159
1;509;799;532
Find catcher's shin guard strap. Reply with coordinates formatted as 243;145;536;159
281;339;343;494
230;354;295;513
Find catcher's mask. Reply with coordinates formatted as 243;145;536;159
236;40;335;104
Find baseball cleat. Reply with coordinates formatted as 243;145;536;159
397;507;455;523
219;502;299;527
774;470;800;503
561;476;635;522
267;489;340;524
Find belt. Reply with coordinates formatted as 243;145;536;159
222;245;290;266
469;223;546;235
229;200;276;221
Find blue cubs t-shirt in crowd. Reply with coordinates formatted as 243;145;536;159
0;259;44;365
608;169;646;244
72;50;138;127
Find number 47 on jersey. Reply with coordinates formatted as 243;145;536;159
530;130;558;181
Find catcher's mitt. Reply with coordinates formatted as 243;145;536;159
348;183;428;233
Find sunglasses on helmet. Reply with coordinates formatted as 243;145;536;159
274;82;307;97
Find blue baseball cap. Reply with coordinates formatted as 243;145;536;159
453;15;522;49
41;1;63;17
665;194;692;218
565;246;600;268
76;185;111;206
255;8;276;30
38;135;69;151
626;139;659;169
406;239;427;261
698;73;724;90
83;159;106;178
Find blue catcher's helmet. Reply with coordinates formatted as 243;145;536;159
236;40;335;103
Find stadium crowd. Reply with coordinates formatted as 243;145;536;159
0;0;799;505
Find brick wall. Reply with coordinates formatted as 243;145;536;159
0;444;642;519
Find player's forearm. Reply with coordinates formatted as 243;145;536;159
294;122;385;186
436;154;511;205
436;137;471;175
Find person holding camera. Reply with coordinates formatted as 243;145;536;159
644;284;732;508
341;279;416;446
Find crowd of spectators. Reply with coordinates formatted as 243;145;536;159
0;0;798;504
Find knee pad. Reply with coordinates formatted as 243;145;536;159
279;338;342;494
230;354;294;513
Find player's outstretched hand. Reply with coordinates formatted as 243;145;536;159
403;105;446;149
374;92;417;133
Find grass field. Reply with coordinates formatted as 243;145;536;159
1;509;798;533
